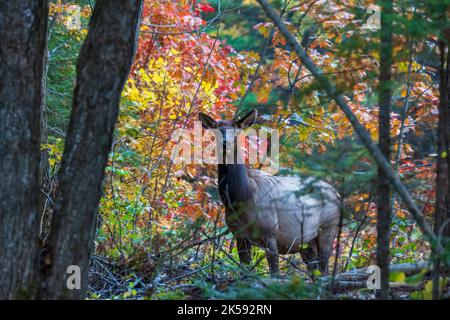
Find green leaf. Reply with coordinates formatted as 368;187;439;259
405;272;424;285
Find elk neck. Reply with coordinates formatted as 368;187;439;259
218;163;253;210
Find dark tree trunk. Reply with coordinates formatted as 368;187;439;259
446;41;450;240
435;40;450;240
39;0;143;299
377;0;393;300
0;1;49;299
433;36;450;300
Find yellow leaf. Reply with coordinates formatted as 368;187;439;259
389;271;406;283
423;280;433;300
401;88;407;97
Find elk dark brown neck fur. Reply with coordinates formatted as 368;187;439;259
218;163;253;210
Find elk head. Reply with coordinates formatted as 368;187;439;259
198;109;257;164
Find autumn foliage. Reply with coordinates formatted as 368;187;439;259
90;0;443;267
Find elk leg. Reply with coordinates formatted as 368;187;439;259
300;240;320;271
236;236;252;265
266;237;279;276
317;225;338;275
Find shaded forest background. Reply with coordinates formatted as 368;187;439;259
1;0;449;300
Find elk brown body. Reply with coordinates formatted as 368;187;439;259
199;109;340;275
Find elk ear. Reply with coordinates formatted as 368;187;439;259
236;109;257;129
198;112;217;129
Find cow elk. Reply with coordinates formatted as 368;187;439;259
198;109;340;276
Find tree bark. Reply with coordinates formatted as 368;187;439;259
39;0;143;299
377;0;393;300
0;1;49;299
433;36;450;300
435;40;450;240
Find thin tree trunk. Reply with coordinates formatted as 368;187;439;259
0;1;49;299
377;0;393;300
433;38;450;300
435;40;450;242
39;0;143;299
446;37;450;239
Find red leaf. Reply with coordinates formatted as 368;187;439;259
221;45;234;55
198;2;215;13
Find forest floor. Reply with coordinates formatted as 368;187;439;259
87;253;449;300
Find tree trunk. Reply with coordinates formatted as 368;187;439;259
435;40;450;240
433;36;450;300
39;0;143;299
377;0;393;300
0;1;49;299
